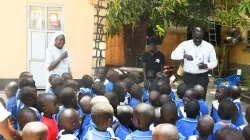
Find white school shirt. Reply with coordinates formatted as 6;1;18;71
171;40;217;74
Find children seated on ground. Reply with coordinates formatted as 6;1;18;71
63;79;78;93
47;74;60;93
49;77;63;94
194;85;209;116
18;86;41;121
5;81;18;128
243;125;250;140
104;91;119;117
158;94;172;107
92;81;105;96
178;88;198;119
125;103;154;140
175;83;192;109
54;85;66;99
213;99;237;139
229;86;245;127
106;69;120;92
22;122;48;140
95;67;111;92
216;127;244;140
82;103;115;140
211;86;229;123
113;81;129;106
190;115;214;140
80;75;93;95
37;93;59;140
176;99;200;138
128;71;141;85
61;72;73;81
115;106;133;140
17;71;33;97
147;90;160;107
152;124;179;140
57;108;80;140
17;77;36;100
128;85;143;108
157;80;174;100
17;107;38;130
238;106;250;132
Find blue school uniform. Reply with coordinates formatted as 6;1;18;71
175;98;184;108
198;99;209;116
79;113;92;138
79;87;93;94
48;87;54;94
192;130;213;140
212;120;237;140
0;135;3;140
6;96;17;128
170;91;175;100
178;106;186;119
16;88;20;98
176;117;198;138
237;125;247;132
104;80;114;93
55;106;66;124
188;135;212;140
121;93;131;106
115;124;132;140
82;128;115;140
128;98;141;108
211;100;220;123
179;133;187;140
125;130;152;140
142;88;149;102
233;98;245;127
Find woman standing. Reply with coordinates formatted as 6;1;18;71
45;32;71;91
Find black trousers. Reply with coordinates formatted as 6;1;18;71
183;72;209;100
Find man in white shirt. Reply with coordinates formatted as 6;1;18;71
171;27;218;100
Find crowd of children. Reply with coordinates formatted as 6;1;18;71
0;67;249;140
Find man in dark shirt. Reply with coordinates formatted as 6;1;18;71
142;41;165;83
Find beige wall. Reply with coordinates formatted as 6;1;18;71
0;0;94;79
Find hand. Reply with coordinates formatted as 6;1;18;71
184;54;193;61
198;63;208;69
59;51;68;60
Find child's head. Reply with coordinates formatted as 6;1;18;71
196;115;214;138
19;78;36;89
22;122;48;140
218;99;235;120
61;73;73;81
155;72;165;82
149;90;160;107
17;107;38;130
133;103;155;130
216;127;244;140
104;91;119;115
123;77;135;93
177;83;192;99
92;82;105;95
245;106;250;124
63;79;78;92
184;99;200;119
96;67;107;82
19;86;37;107
229;86;241;100
131;85;143;100
147;70;155;83
194;85;205;99
160;102;178;125
157;81;171;95
158;94;172;107
19;72;33;80
90;96;109;108
58;108;80;133
113;81;127;103
54;85;66;99
117;106;133;127
183;88;197;105
37;93;59;116
154;107;162;126
81;75;93;88
215;86;229;101
128;71;140;84
0;97;6;108
243;125;250;140
5;81;18;98
152;124;178;140
51;77;63;91
48;74;59;85
79;94;94;114
58;87;77;109
91;103;114;131
106;69;119;83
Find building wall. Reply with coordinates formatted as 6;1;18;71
0;0;94;80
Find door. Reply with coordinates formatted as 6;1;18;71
28;5;64;89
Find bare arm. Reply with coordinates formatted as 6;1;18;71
0;118;22;140
161;64;164;73
143;62;147;82
46;51;68;71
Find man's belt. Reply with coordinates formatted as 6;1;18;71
184;72;208;77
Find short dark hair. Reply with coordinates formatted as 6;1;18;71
17;107;38;130
37;93;56;112
48;74;59;84
19;86;37;106
92;82;105;95
51;77;63;90
19;78;36;89
19;72;33;80
177;83;192;99
58;87;77;108
158;94;172;107
149;90;160;107
161;102;178;124
123;78;135;89
91;103;114;127
61;73;73;81
81;75;93;88
218;99;235;120
113;82;127;103
157;80;171;95
104;91;119;110
117;106;133;126
185;99;200;119
192;27;204;35
216;127;244;140
131;85;143;100
134;103;155;127
54;85;66;98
